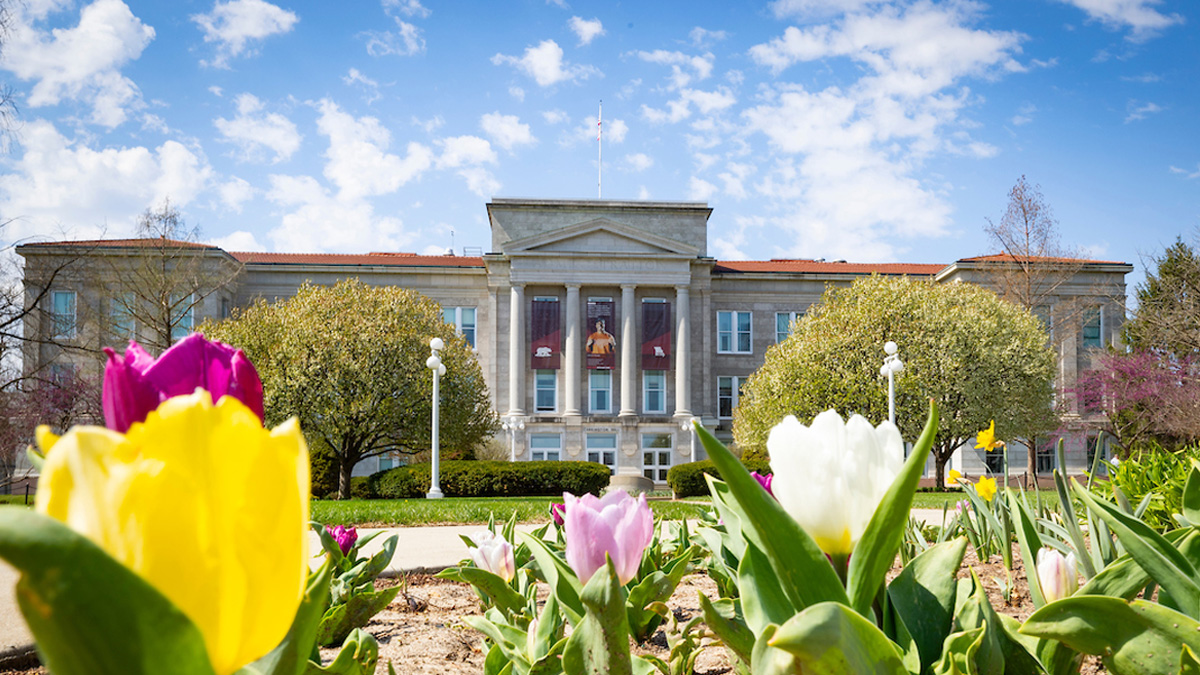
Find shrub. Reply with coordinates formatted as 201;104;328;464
1092;442;1200;532
667;457;772;498
367;460;610;499
310;441;338;498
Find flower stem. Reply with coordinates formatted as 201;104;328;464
829;552;850;585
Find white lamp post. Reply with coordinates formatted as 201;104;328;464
426;337;446;499
501;415;525;462
879;341;904;425
680;416;700;458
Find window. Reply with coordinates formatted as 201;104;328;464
535;370;557;412
586;433;617;474
110;293;135;340
51;291;76;339
1086;435;1103;472
643;370;666;414
221;297;231;319
1033;306;1053;341
171;294;194;342
47;362;77;385
530;434;561;462
718;376;746;419
379;453;400;471
1036;437;1057;474
1082;307;1103;350
775;311;802;343
718;311;752;353
984;447;1005;475
642;433;672;482
442;307;477;348
589;370;612;413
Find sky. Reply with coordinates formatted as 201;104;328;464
0;0;1195;291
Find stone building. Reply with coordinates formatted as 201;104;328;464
18;198;1133;484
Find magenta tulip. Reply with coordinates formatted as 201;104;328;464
550;502;566;527
326;525;358;557
562;490;653;585
751;471;774;496
102;334;265;432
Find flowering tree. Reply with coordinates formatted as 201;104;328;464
0;371;100;491
1075;350;1200;452
733;275;1057;487
203;279;496;499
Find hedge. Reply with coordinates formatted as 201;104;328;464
666;457;772;498
367;460;611;499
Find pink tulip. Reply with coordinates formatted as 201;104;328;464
751;471;774;496
103;334;265;432
550;502;566;527
469;531;516;582
326;525;358;556
562;490;654;585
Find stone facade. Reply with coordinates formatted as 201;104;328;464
17;198;1133;484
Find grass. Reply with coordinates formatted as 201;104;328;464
312;496;713;526
911;489;1060;510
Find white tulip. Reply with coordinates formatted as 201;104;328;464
767;410;904;555
1036;548;1078;603
469;530;516;582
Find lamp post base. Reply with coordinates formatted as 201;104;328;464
426;487;444;499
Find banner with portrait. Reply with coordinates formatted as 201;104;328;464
585;300;616;369
641;302;671;370
530;299;560;369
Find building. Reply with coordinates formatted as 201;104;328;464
18;198;1133;484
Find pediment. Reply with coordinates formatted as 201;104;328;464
504;218;698;257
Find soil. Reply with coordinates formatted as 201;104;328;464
0;547;1106;675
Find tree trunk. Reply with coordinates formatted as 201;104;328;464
338;457;355;500
1025;439;1038;490
934;452;948;491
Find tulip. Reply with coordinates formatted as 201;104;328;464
35;391;309;675
550;502;566;527
469;530;516;582
751;471;774;496
103;334;265;432
975;476;998;502
767;410;904;556
327;525;358;557
562;490;654;585
1036;548;1078;603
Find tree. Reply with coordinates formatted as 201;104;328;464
1124;238;1200;358
0;370;100;492
732;275;1058;487
1075;350;1200;452
202;279;496;499
100;200;242;355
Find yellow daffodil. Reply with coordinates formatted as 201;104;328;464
945;469;962;487
35;391;309;675
975;420;1005;451
975;476;997;502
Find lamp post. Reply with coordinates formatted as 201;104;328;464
501;415;525;462
679;416;700;458
426;337;446;499
879;341;904;425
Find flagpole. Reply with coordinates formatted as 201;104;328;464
597;100;602;199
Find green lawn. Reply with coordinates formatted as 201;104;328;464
312;496;712;526
911;489;1060;510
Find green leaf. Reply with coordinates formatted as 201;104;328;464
304;629;378;675
562;559;633;675
438;567;526;617
847;400;938;617
1184;463;1200;528
317;585;401;646
1054;470;1096;579
750;624;802;675
0;508;215;675
1182;644;1200;675
697;595;753;666
768;601;908;674
238;562;334;675
696;425;848;610
886;538;967;672
737;540;795;634
1005;488;1047;608
932;627;985;675
521;532;584;626
1022;597;1200;675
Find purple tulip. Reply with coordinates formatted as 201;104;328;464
751;471;774;496
102;334;265;432
550;502;566;527
562;490;654;585
326;525;358;556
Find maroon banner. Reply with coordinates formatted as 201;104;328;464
585;300;616;369
642;302;671;369
531;299;560;369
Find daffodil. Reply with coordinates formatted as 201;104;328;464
35;391;309;675
945;469;962;487
974;420;1005;451
975;476;997;502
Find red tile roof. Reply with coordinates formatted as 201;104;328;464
713;259;945;275
231;251;486;267
20;238;221;250
958;253;1127;265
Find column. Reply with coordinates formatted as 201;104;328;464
564;284;582;416
674;285;692;416
508;284;525;415
620;284;637;416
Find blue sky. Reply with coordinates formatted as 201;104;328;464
0;0;1195;288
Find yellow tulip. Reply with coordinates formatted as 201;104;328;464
975;476;997;502
35;391;310;675
945;469;962;487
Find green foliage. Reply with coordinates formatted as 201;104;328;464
665;457;771;498
202;279;496;499
368;460;610;499
1124;238;1200;358
1094;443;1200;532
733;274;1057;484
312;526;401;647
310;441;338;498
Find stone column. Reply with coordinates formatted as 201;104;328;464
508;284;525;415
620;284;637;416
564;284;582;416
674;285;691;416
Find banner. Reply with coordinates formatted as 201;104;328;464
530;299;560;369
585;300;616;370
641;302;671;369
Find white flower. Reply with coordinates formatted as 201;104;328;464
469;530;515;582
1036;548;1078;603
768;410;904;555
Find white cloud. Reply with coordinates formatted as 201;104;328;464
2;0;155;127
265;173;414;253
1057;0;1184;41
637;186;651;200
214;93;302;163
769;0;879;19
481;112;536;151
634;49;714;89
492;40;600;87
314;99;434;200
456;166;502;198
343;68;382;104
509;86;526;101
542;109;569;125
569;16;605;45
564;115;626;145
689;27;727;47
209;229;265;251
192;0;298;68
436;136;497;169
216;176;255;212
412;115;445;134
625;153;654;172
1169;164;1200;180
0;120;212;241
642;87;737;124
209;85;224;97
384;0;430;18
718;162;755;199
1125;100;1162;122
361;21;425;56
1011;102;1037;126
688;176;718;201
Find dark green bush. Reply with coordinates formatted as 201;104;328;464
309;441;338;498
667;457;772;498
367;460;610;499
